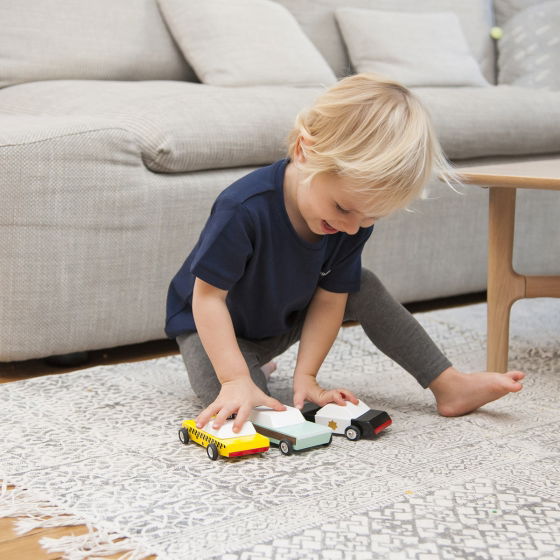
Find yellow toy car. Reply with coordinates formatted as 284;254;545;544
178;418;270;460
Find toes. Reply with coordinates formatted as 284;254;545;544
502;372;524;392
509;379;523;392
505;370;525;383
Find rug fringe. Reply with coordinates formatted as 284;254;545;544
41;529;149;560
0;480;151;559
0;479;86;534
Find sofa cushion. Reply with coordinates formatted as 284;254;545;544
493;0;543;26
2;81;559;170
335;8;488;87
157;0;336;87
0;80;322;173
0;0;195;88
274;0;496;83
498;1;560;91
414;86;560;160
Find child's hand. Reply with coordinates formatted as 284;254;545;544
293;374;358;410
195;377;285;434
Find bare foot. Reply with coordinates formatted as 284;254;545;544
261;361;277;380
429;366;525;417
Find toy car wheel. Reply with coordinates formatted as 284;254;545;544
345;425;361;441
207;443;219;461
178;428;190;445
279;440;293;456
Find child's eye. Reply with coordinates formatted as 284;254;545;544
335;203;350;214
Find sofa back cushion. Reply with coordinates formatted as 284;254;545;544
157;0;336;87
498;0;560;91
493;0;543;26
335;8;489;87
0;0;195;88
274;0;495;83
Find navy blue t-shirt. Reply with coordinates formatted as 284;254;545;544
165;159;373;340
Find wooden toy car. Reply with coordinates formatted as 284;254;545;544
301;400;392;441
178;418;270;460
248;405;332;455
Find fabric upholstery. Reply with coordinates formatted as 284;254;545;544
413;85;560;159
493;0;544;26
0;80;322;173
2;81;559;172
335;9;488;87
274;0;496;82
0;114;255;360
157;0;336;87
498;1;560;90
0;0;194;88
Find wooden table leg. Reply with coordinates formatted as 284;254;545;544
487;187;526;372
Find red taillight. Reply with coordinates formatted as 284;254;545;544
374;419;392;435
229;446;269;457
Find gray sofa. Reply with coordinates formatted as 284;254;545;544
1;0;559;362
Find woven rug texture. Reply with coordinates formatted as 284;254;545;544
0;300;559;559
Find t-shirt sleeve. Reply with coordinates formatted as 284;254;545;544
318;226;374;293
189;205;254;291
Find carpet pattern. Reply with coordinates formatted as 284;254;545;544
1;300;559;559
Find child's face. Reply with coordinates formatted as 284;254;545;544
297;172;380;236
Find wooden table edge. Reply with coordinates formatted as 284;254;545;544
456;173;560;190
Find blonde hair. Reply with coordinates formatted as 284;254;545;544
287;73;457;215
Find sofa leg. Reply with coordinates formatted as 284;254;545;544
45;351;90;367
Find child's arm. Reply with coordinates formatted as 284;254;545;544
292;287;359;409
192;277;285;432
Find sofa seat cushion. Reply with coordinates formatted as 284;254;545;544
0;80;322;173
2;81;560;169
413;85;560;160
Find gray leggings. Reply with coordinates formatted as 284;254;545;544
177;268;452;407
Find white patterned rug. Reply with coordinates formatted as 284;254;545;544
1;300;559;559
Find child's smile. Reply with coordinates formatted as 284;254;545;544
321;220;339;234
285;162;378;241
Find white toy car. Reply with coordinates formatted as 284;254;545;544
301;400;392;441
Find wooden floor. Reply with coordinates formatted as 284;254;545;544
0;292;485;559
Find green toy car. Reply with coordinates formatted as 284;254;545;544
248;405;332;455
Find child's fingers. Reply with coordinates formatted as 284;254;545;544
332;391;347;406
265;395;287;412
233;406;251;433
329;389;358;406
196;404;220;429
212;407;236;429
339;388;359;405
293;392;305;410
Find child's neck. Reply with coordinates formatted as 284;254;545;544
283;162;322;244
